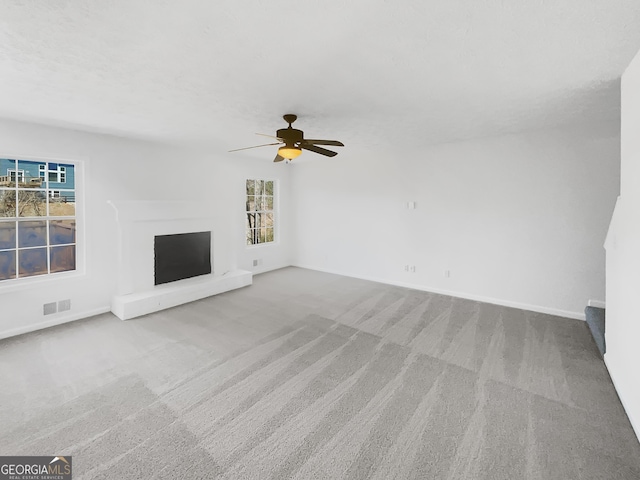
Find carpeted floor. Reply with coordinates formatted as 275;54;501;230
1;267;639;479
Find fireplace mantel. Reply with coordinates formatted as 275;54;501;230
109;200;208;223
108;200;251;320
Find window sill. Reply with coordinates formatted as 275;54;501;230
0;269;85;294
245;241;278;249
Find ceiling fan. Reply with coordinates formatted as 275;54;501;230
229;114;344;162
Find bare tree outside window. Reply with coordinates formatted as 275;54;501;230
246;179;274;245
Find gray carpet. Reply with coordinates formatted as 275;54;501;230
1;267;639;479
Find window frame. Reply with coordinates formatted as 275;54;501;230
245;178;277;247
0;154;83;289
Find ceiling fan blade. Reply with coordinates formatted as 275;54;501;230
273;154;285;163
301;139;344;147
228;142;281;152
300;144;338;157
256;133;283;141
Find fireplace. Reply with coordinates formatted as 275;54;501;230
154;231;211;285
108;200;252;320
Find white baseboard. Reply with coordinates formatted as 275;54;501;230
588;299;606;309
0;306;111;341
604;353;640;443
249;262;292;276
293;264;585;321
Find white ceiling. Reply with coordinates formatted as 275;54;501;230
1;0;639;155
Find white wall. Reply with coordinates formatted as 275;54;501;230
292;122;620;319
605;47;640;439
0;119;292;339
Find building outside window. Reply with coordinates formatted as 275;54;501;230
8;169;24;183
0;158;77;281
246;179;275;245
40;163;66;184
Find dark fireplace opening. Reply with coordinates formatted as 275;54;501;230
154;231;211;285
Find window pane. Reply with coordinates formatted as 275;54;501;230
18;220;47;248
48;172;58;182
18;190;47;217
1;158;17;180
255;212;262;229
66;165;74;188
50;220;76;245
266;228;274;242
246;195;256;212
256;180;265;195
48;192;75;216
265;181;274;195
0;190;16;217
50;245;76;273
266;196;273;210
246;212;256;229
18;247;48;277
17;160;44;187
259;227;267;243
0;250;16;280
246;179;255;196
249;228;260;245
0;221;16;249
264;213;274;227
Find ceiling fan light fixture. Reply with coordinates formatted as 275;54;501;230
229;115;342;161
278;146;302;159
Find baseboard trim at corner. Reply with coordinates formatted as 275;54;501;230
293;264;585;321
604;353;640;443
0;306;111;341
250;263;293;276
588;299;606;309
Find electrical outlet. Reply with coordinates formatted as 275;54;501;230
404;265;409;272
444;270;450;278
253;259;262;267
410;265;416;273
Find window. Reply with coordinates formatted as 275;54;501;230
246;179;274;245
39;162;66;184
0;158;77;281
8;169;25;183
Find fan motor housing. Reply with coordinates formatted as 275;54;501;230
277;127;303;144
